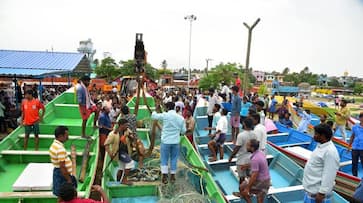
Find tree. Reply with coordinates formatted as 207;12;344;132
328;78;341;87
282;67;290;75
258;84;268;95
354;83;363;95
118;59;159;80
95;57;119;82
198;63;240;90
158;68;172;75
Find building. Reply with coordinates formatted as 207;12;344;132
252;70;265;83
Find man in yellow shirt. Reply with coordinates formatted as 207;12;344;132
49;126;77;197
335;100;350;142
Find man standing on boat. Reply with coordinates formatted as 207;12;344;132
49;126;77;197
229;118;257;197
348;112;363;177
303;123;339;203
231;86;242;143
334;99;350;142
207;88;220;134
22;89;45;150
151;101;186;184
240;139;271;203
76;75;99;138
251;113;267;153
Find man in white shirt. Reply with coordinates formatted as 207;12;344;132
229;117;257;197
303;123;339;203
207;109;228;162
297;109;312;133
207;88;220;134
251;113;267;153
220;82;230;102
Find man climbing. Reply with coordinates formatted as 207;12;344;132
76;75;99;138
104;119;134;185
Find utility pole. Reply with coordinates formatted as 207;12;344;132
205;58;213;76
243;18;260;96
184;14;197;89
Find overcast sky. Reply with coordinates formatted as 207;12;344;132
1;0;362;77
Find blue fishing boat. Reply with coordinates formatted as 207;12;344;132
193;106;348;202
268;122;361;199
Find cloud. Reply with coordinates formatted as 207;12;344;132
0;0;362;77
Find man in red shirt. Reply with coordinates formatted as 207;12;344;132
21;89;45;150
59;183;109;203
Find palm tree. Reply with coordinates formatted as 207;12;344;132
282;67;290;75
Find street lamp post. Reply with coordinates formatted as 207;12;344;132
184;14;197;89
243;18;260;96
205;58;213;76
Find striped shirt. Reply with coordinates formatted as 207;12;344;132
49;140;73;174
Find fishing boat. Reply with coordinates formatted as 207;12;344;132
193;106;348;202
267;122;361;199
101;93;227;202
0;88;99;202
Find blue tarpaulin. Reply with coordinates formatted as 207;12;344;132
0;49;90;77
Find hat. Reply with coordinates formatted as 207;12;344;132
119;151;132;163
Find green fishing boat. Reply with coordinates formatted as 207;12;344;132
101;92;227;203
0;89;99;203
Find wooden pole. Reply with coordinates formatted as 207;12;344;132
79;140;92;183
71;144;77;177
243;18;260;96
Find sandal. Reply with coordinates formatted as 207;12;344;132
162;174;168;184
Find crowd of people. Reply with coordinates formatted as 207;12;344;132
5;73;362;203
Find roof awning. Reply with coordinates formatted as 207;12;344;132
0;50;92;78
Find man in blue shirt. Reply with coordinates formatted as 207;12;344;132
349;112;363;177
98;106;112;161
151;102;186;184
231;86;241;143
240;96;252;124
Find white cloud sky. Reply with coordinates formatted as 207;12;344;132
0;0;362;77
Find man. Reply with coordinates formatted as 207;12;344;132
220;82;230;102
185;109;195;145
104;119;134;185
151;102;186;184
231;85;242;143
207;88;220;134
229;118;257;197
280;112;293;128
297;109;312;133
120;105;137;134
240;96;252;125
251;113;267;153
268;95;277;120
348;112;363;177
49;126;77;197
98;106;113;161
240;139;271;203
263;94;270;116
320;114;327;124
207;109;228;162
76;76;99;138
276;103;289;122
335;99;350;142
22;89;45;150
204;104;222;134
59;183;109;203
255;100;265;126
303;124;340;203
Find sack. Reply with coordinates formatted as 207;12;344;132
353;178;363;202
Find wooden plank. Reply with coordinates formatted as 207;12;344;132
1;150;94;156
268;185;304;194
267;132;289;137
280;142;311;148
18;134;95;140
54;103;79;107
0;191;85;198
